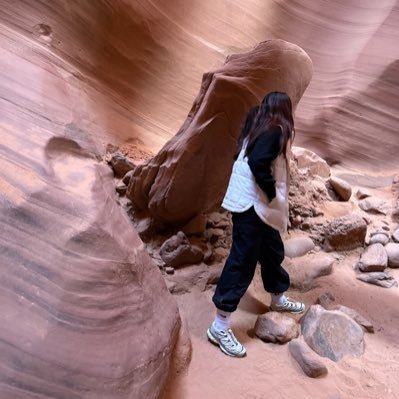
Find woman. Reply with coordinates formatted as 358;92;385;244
207;92;305;358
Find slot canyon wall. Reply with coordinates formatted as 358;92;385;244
2;0;398;167
1;1;399;399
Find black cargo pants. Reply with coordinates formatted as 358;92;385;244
212;206;290;312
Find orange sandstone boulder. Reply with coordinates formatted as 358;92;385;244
127;40;312;225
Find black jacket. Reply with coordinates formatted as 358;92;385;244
247;126;282;202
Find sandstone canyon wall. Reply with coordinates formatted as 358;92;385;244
0;132;181;397
0;0;399;167
1;1;399;398
1;3;185;398
1;0;398;167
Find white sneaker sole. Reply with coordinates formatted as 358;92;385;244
206;328;247;358
270;304;305;314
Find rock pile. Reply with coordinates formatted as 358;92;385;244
252;297;375;378
355;226;399;288
110;143;399;295
329;176;352;201
288;154;329;228
107;136;398;384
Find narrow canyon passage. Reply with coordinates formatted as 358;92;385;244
1;1;398;399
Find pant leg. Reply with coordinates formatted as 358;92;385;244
212;207;263;312
259;223;290;294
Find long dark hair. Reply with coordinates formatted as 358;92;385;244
235;105;259;159
244;92;295;158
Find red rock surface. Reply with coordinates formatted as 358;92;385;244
0;127;184;399
1;2;399;398
0;130;181;397
0;11;183;393
1;1;398;167
127;40;312;224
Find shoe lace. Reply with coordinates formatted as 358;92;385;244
220;329;241;350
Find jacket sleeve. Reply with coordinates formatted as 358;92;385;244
247;128;282;202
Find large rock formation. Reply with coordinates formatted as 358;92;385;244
127;40;313;225
0;123;181;398
1;1;399;397
1;0;398;168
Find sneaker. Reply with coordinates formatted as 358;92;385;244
270;297;305;314
207;323;246;358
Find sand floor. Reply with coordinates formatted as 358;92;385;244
163;169;399;399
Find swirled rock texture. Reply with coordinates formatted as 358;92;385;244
1;1;399;397
127;40;313;225
0;136;181;397
2;0;398;168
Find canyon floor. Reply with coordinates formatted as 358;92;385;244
159;166;399;399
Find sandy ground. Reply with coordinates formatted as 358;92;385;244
162;168;399;399
163;261;399;399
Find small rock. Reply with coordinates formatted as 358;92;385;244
323;215;367;251
205;228;225;244
301;305;364;361
207;212;230;228
358;197;388;215
334;305;374;333
214;247;229;262
392;229;399;243
160;232;204;268
284;236;315;258
292;215;302;227
316;292;336;309
109;152;136;178
115;183;127;195
357;243;387;272
369;233;389;246
356;188;371;200
356;271;398;288
284;253;334;292
292;147;330;178
165;267;175;275
122;170;134;185
329;176;352;201
207;212;223;226
288;337;328;378
385;243;399;268
255;312;300;343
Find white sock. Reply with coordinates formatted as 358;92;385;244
213;309;231;331
271;293;287;306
